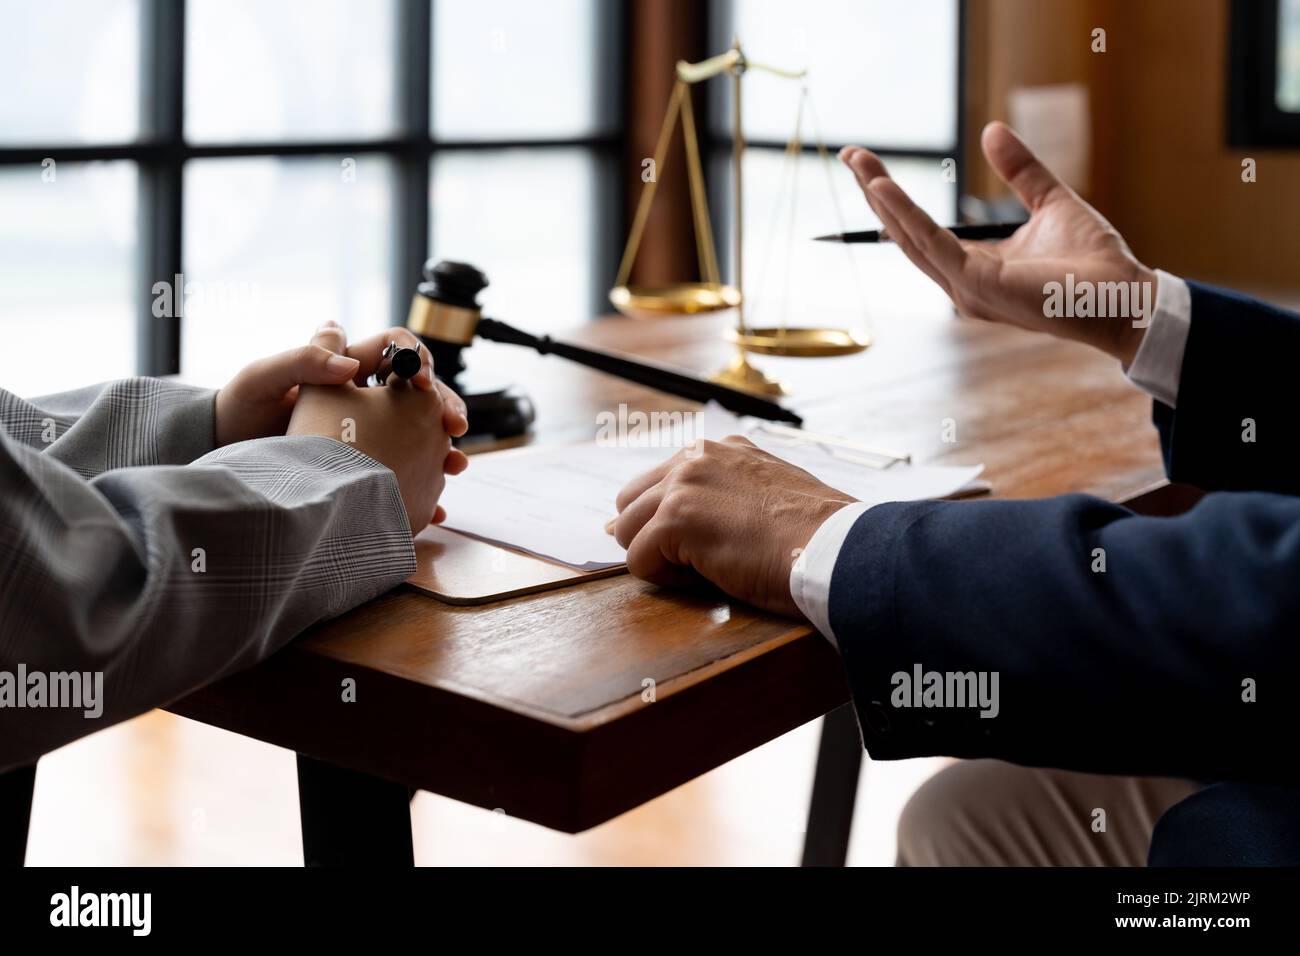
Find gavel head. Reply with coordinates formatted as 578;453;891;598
405;259;488;384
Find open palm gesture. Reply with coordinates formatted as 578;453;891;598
841;122;1157;365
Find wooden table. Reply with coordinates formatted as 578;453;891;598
164;301;1177;866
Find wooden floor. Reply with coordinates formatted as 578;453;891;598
25;709;944;866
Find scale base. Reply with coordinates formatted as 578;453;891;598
711;354;788;397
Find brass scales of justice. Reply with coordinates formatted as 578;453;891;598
610;38;872;396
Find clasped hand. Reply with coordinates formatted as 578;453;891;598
215;322;468;533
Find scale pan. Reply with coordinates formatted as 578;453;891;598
727;326;872;357
610;282;742;319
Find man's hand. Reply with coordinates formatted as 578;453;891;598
610;437;857;618
841;121;1157;365
286;322;468;531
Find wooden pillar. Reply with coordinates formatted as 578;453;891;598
623;0;710;287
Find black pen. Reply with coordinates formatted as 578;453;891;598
813;221;1023;244
368;341;423;386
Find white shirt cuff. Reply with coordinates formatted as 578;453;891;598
789;502;872;649
1125;269;1191;409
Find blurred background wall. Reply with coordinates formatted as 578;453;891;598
966;0;1300;287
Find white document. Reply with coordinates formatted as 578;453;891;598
440;405;985;570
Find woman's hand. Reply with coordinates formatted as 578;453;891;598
286;322;469;530
841;121;1157;365
309;321;470;485
214;340;362;447
214;322;470;477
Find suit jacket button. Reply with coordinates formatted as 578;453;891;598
863;700;891;734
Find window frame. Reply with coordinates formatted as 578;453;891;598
1228;0;1300;147
0;0;627;377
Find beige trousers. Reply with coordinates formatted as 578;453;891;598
896;760;1202;867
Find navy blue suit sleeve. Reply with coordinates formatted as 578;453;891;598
828;282;1300;784
1154;281;1300;494
830;494;1299;784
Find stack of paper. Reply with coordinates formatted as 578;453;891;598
439;405;985;570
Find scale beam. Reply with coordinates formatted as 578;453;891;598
675;48;807;84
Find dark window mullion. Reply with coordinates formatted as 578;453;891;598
0;136;618;166
393;0;433;329
954;0;967;221
137;0;185;376
592;0;629;318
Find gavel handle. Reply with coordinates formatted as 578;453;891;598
475;318;803;426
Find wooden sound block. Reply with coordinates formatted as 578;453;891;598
405;524;626;606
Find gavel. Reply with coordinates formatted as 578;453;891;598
404;259;802;439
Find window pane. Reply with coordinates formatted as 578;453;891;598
432;0;612;140
186;0;399;143
181;157;393;387
431;149;602;330
711;0;958;149
1279;0;1300;111
0;162;138;397
0;0;140;144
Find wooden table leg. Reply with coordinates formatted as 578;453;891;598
1;763;37;867
296;754;415;867
800;703;863;867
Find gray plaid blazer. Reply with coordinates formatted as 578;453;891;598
0;378;416;769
